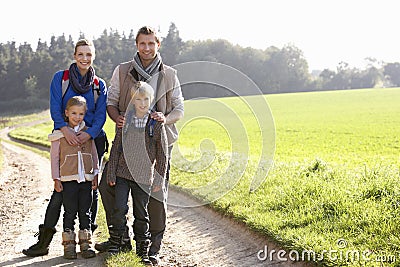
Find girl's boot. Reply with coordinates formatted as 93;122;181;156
78;229;96;258
62;229;77;259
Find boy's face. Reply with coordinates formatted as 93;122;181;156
133;93;151;117
65;105;86;128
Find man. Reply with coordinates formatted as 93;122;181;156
97;26;184;265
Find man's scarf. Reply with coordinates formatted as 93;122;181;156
132;52;162;81
68;63;95;94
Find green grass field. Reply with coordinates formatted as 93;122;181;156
6;87;400;266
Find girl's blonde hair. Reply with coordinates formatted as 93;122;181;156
131;81;154;102
64;96;87;121
66;96;87;111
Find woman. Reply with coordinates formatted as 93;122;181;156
22;38;108;257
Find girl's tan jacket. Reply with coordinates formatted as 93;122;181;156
48;121;99;182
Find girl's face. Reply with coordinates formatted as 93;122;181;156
133;93;151;118
65;105;86;128
73;45;95;75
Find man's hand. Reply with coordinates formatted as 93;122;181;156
151;111;166;123
54;179;63;192
116;115;125;129
60;126;80;146
107;105;125;128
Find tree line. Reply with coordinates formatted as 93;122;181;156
1;22;399;113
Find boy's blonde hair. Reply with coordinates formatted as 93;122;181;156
131;81;154;102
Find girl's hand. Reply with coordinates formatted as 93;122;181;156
92;175;98;190
54;179;63;192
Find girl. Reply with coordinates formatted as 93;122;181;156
48;96;98;259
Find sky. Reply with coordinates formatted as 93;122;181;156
1;0;399;71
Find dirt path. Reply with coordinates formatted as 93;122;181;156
0;116;312;267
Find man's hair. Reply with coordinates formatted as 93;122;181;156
135;26;160;44
74;38;95;55
66;96;87;112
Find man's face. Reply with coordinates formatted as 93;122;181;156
136;33;160;68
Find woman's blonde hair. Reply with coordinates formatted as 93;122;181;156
74;38;95;55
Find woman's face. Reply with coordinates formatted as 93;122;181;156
74;45;95;75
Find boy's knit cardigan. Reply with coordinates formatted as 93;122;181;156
106;115;168;187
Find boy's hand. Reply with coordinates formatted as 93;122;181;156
54;179;63;192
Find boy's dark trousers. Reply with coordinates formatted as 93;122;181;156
98;146;171;256
113;177;151;241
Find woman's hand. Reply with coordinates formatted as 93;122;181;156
60;126;80;146
76;131;91;144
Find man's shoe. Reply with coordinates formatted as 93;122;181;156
149;255;159;266
94;240;112;252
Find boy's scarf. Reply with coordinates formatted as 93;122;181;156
132;52;162;81
68;63;95;94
